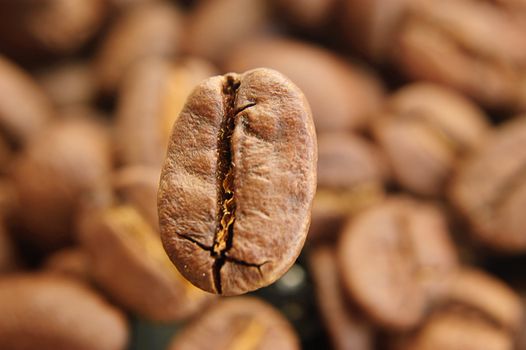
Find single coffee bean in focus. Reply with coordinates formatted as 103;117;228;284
158;68;317;295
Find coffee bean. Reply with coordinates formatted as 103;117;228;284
168;297;300;350
309;245;374;350
116;56;216;168
338;197;458;330
395;311;513;350
443;268;523;332
0;56;53;152
309;133;387;241
95;1;183;93
158;68;317;295
223;38;384;133
0;274;128;350
11;118;112;251
373;83;489;196
449;117;526;252
0;222;17;274
44;248;91;283
79;205;214;321
271;0;337;29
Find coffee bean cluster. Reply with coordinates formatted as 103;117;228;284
0;0;525;349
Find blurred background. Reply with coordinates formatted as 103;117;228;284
0;0;525;349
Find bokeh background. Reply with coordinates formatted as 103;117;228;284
0;0;525;349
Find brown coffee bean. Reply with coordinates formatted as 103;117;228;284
309;245;374;350
395;311;513;350
223;38;384;133
443;268;523;332
158;68;317;295
79;205;214;321
271;0;337;29
116;56;216;167
394;0;526;110
0;0;108;60
184;0;270;63
113;166;160;229
338;197;458;330
44;248;91;283
373;83;490;196
0;222;17;274
449;117;526;252
10;118;112;250
0;274;128;350
310;133;387;241
95;1;183;93
0;56;53;153
341;0;410;61
37;61;97;108
168;297;300;350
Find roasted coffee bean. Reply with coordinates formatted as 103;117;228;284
373;83;489;196
341;0;410;62
310;133;387;241
158;68;317;295
338;197;458;330
309;245;374;350
443;268;523;332
395;0;526;110
184;0;270;63
449;117;526;252
79;205;214;321
0;0;108;60
11;118;112;250
223;38;384;133
44;248;91;283
95;1;183;93
113;166;160;229
394;310;513;350
0;274;128;350
116;56;216;167
0;222;16;274
271;0;337;29
168;297;300;350
0;56;53;153
37;61;97;108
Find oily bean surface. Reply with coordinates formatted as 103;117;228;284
158;68;317;295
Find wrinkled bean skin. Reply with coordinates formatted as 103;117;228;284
158;68;317;295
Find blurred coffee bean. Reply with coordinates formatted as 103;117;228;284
309;133;387;241
0;0;108;61
0;274;128;350
10;118;113;251
442;268;523;332
394;310;513;350
36;62;97;108
44;247;91;282
113;166;159;229
116;56;216;168
395;0;526;111
449;117;526;252
309;245;374;350
0;56;53;158
168;297;300;350
224;38;384;133
95;1;183;94
341;0;411;61
184;0;270;63
0;222;17;274
79;205;214;321
271;0;338;30
373;83;490;196
338;197;458;330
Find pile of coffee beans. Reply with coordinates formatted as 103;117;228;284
0;0;525;349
